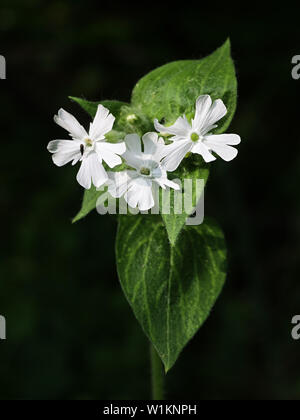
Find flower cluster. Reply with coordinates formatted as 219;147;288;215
48;95;241;210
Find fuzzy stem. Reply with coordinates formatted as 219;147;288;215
150;344;165;400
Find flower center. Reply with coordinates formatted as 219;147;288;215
190;132;199;142
140;167;151;176
85;138;93;147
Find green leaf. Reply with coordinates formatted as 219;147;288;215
72;185;107;223
116;215;227;372
131;39;237;134
69;97;128;121
161;160;209;246
70;97;152;137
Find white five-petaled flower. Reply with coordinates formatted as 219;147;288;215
47;105;126;189
154;94;241;171
107;132;180;211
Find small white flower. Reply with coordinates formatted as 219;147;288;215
154;94;241;171
47;105;126;189
108;132;180;211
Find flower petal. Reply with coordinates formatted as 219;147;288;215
47;139;82;167
142;132;167;162
191;141;216;163
205;133;241;145
205;143;238;161
76;152;108;189
122;134;143;169
107;170;133;198
204;133;240;161
161;140;192;171
138;186;155;211
202;99;227;133
124;177;154;210
154;115;191;137
142;132;159;155
155;176;180;190
124;133;142;154
89;104;115;140
54;109;88;140
97;141;126;168
192;95;212;130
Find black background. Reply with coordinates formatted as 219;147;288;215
1;1;300;399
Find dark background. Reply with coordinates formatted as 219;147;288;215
1;1;300;399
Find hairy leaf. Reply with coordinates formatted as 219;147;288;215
161;161;209;246
70;97;128;121
72;185;107;223
116;215;226;371
131;39;237;134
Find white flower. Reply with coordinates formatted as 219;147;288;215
107;132;180;211
47;105;126;189
154;94;241;171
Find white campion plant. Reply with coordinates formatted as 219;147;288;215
47;40;241;399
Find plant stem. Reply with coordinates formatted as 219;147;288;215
150;344;165;400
